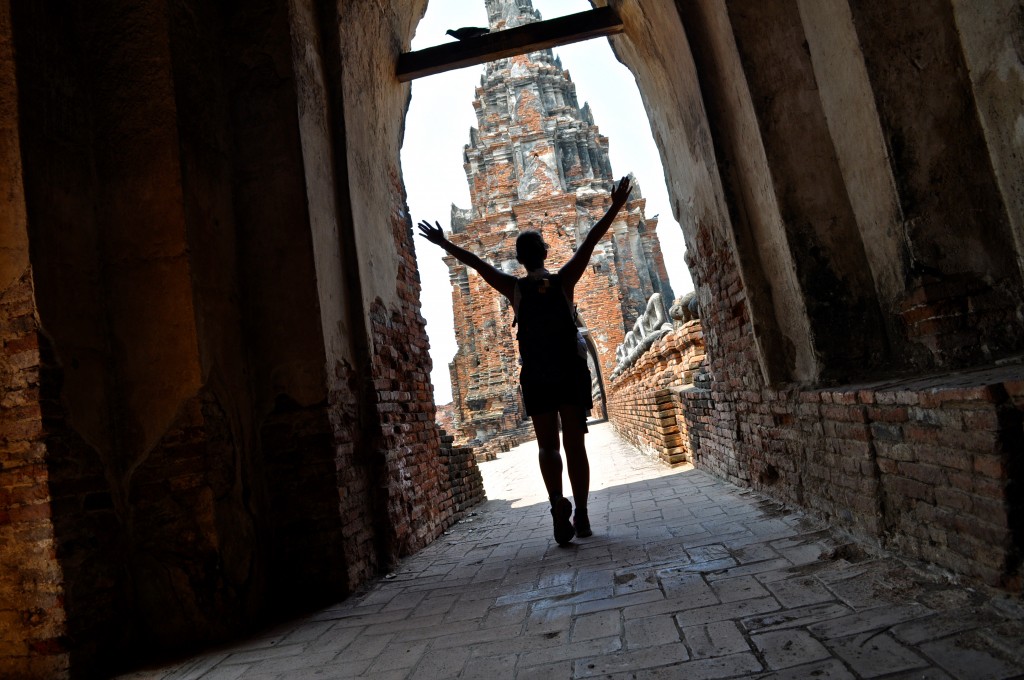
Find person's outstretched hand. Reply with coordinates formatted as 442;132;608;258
417;220;447;246
611;176;632;208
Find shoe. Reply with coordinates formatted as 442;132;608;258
551;497;575;545
573;510;592;538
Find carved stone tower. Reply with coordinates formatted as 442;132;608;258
444;0;673;444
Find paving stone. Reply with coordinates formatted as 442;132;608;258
742;602;854;633
753;658;856;680
276;619;336;645
518;635;623;667
573;642;690;677
220;642;309;666
494;583;574;607
654;570;719;606
532;587;614;610
683;544;736;571
751;628;831;669
364;640;429;673
392;618;483;644
464;629;571;659
703;557;795;581
572;610;622;641
890;609;1000;646
826;573;904;610
675;595;782;627
602;652;763;679
807;604;933;639
408;646;472;679
515;661;573;679
731;543;780;564
461;653;518;680
883;670;954;680
574;588;665;615
362;613;449;637
442;596;493;622
920;631;1024;680
826;631;928;678
624;615;681;649
304;623;364;654
710;574;770;603
113;424;1024;680
429;623;523;650
482;601;531;628
763;575;835;608
239;648;343;676
612;568;661;595
680;620;749;659
524;603;573;634
137;654;227;680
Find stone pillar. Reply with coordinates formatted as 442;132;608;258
848;0;1024;367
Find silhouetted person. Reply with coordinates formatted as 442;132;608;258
417;176;633;545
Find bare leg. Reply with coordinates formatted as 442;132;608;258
533;411;574;544
531;411;563;502
559;404;590;512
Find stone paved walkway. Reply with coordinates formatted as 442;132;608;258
119;423;1024;679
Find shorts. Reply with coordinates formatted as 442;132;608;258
519;354;593;420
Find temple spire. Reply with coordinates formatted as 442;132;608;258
485;0;541;30
441;4;674;447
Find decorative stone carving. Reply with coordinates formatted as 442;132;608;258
669;291;699;328
611;293;673;379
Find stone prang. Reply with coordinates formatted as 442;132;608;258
443;0;674;445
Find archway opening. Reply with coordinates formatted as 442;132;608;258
402;0;695;459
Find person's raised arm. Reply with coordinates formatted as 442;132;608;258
559;176;632;289
417;220;516;300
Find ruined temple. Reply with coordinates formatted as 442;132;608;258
2;1;1023;678
445;0;673;445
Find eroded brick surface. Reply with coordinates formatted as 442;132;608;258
0;271;68;678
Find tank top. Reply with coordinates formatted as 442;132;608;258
513;271;580;368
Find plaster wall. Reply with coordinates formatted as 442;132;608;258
0;0;25;290
227;0;329;413
290;0;357;380
728;0;889;378
850;1;1016;282
952;0;1024;282
338;1;423;318
797;0;906;312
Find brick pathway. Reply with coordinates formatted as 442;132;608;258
119;423;1024;679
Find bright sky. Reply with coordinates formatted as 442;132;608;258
402;0;694;405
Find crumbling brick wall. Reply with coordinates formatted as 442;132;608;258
0;273;68;679
607;320;706;466
439;430;486;517
610;237;1023;588
609;249;1023;586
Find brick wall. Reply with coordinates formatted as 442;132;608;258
366;167;472;566
0;271;68;678
608;289;1024;587
439;430;486;517
606;319;706;466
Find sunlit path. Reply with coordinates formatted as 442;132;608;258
118;423;1024;679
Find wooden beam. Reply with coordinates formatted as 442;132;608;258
397;7;623;82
